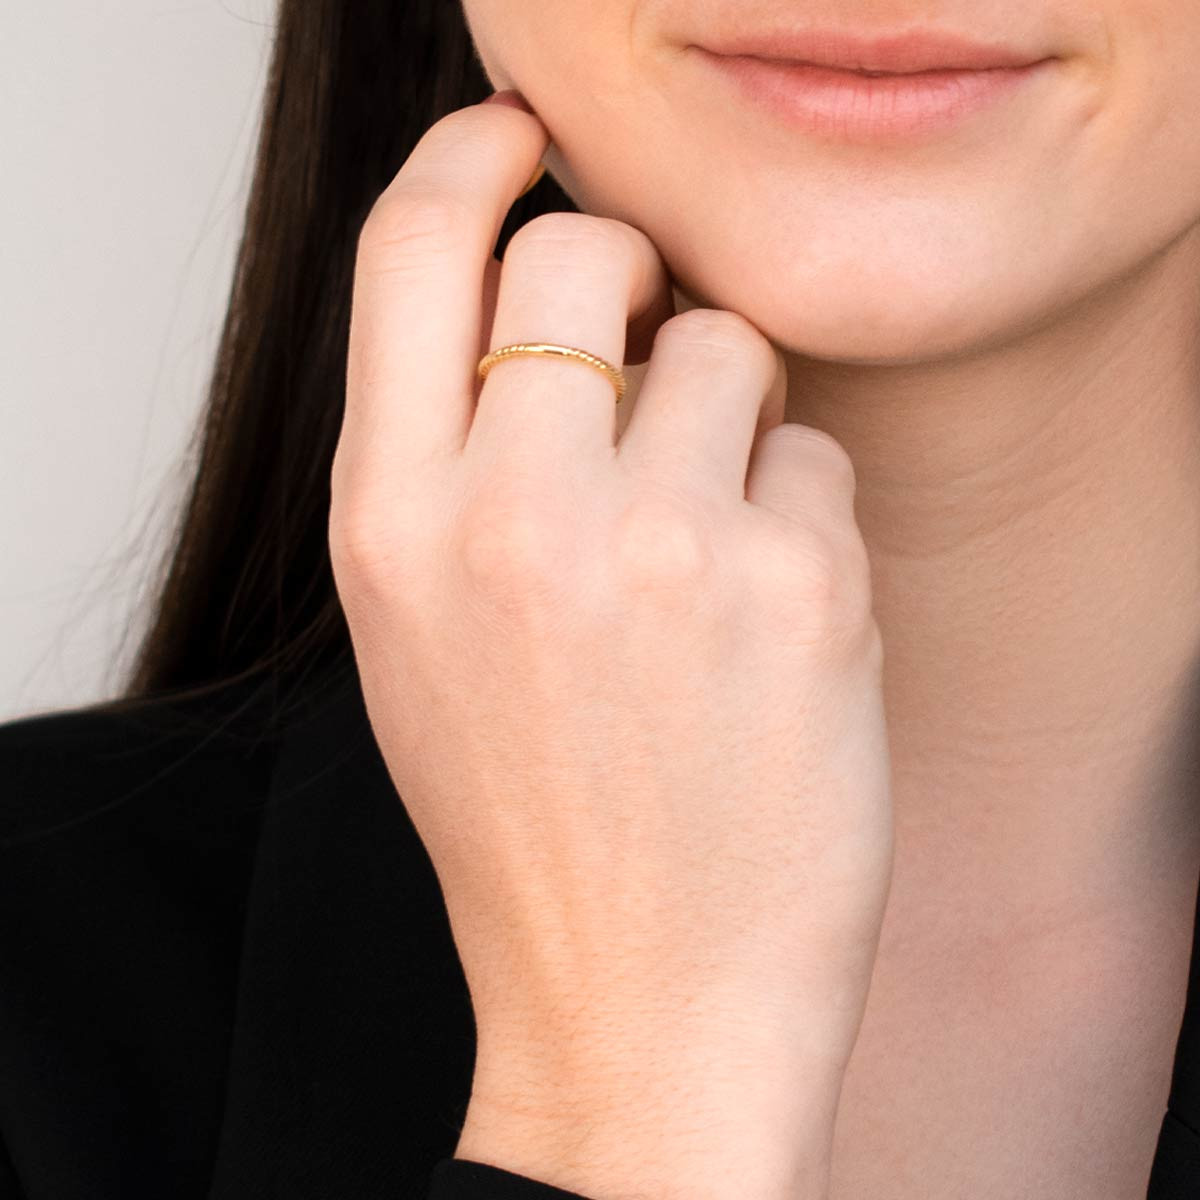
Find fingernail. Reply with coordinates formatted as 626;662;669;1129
517;163;546;198
482;89;534;113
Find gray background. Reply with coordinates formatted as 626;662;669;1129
2;1;275;723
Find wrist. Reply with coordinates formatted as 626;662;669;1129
458;1035;843;1200
454;1101;833;1200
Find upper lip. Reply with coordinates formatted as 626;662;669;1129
694;29;1048;73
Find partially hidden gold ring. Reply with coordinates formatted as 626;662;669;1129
477;342;627;405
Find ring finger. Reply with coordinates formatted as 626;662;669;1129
467;213;675;474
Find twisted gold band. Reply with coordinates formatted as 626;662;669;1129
477;343;626;405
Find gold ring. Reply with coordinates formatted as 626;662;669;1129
477;343;626;405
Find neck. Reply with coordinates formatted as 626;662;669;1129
693;226;1200;934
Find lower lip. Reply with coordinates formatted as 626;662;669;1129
695;49;1052;142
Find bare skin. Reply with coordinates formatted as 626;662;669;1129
465;1;1200;938
340;2;1200;1193
827;895;1197;1197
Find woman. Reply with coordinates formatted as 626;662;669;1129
2;1;1198;1197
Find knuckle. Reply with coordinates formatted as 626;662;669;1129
746;526;875;648
504;211;629;267
457;487;566;592
777;536;844;609
656;308;775;372
863;617;886;675
329;459;429;564
357;186;475;271
767;424;858;488
328;502;409;597
610;495;714;592
328;494;378;573
831;526;874;600
327;455;441;591
648;309;777;384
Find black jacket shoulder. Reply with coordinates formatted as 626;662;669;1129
0;677;291;850
0;677;289;1198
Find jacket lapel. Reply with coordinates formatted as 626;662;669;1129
1149;863;1200;1196
207;670;476;1199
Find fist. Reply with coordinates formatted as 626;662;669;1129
329;94;894;1200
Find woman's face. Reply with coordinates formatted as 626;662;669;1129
460;2;1200;364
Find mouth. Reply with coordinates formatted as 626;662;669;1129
689;30;1056;142
693;28;1048;74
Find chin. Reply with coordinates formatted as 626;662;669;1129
676;262;1022;368
771;295;1006;365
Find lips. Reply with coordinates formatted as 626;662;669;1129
690;34;1056;143
693;28;1047;74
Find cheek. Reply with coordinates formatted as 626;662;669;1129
1098;2;1200;195
1042;6;1200;310
463;0;639;112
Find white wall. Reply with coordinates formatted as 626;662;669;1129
1;1;275;723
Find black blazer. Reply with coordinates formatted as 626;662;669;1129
1;664;1198;1199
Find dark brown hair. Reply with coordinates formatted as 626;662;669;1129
91;1;575;735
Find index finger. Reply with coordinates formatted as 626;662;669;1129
339;99;549;496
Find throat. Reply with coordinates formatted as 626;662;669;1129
880;738;1200;947
826;889;1197;1200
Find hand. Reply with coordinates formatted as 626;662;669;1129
329;92;894;1200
